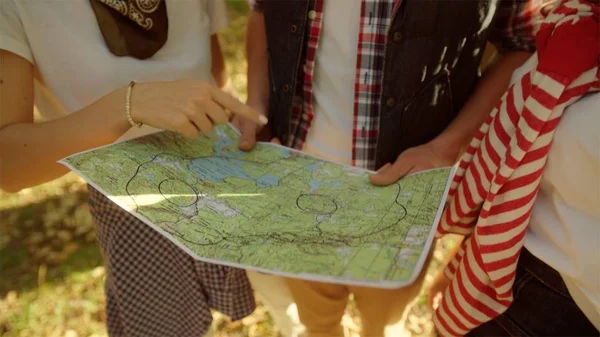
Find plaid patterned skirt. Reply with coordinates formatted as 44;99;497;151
87;186;256;337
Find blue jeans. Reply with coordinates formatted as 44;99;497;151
467;249;598;337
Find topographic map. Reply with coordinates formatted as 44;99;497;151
60;125;454;288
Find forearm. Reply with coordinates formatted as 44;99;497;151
430;51;532;162
246;10;269;112
210;34;227;88
0;88;130;192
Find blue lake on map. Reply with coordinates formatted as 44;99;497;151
279;148;291;157
212;135;246;158
304;163;320;172
308;179;323;193
257;175;280;187
189;157;280;188
189;157;253;182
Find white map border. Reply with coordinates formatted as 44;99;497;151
58;125;456;289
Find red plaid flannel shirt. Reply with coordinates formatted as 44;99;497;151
251;0;547;170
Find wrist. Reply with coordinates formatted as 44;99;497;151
104;85;134;138
125;81;143;128
428;133;463;166
128;81;154;127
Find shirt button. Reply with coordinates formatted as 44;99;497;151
392;31;402;43
386;97;396;107
290;24;298;33
282;84;291;93
308;10;317;20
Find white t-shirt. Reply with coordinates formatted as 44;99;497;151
0;0;228;140
302;0;361;165
514;57;600;329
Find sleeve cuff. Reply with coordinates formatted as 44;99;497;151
211;16;230;35
209;2;230;34
0;34;33;64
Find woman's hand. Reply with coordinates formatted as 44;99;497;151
0;49;267;192
231;100;268;151
369;142;456;186
130;80;267;139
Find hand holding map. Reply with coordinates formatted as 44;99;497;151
60;125;453;288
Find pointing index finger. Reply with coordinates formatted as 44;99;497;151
208;86;268;125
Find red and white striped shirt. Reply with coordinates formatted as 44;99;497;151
434;0;600;334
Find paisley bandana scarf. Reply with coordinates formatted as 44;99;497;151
89;0;168;59
433;0;600;335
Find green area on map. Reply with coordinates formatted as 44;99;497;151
61;125;452;287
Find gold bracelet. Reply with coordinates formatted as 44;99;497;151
126;80;142;128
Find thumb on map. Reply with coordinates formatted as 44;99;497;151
238;121;258;151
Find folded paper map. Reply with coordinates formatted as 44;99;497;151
60;125;454;288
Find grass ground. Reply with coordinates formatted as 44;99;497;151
0;2;458;336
